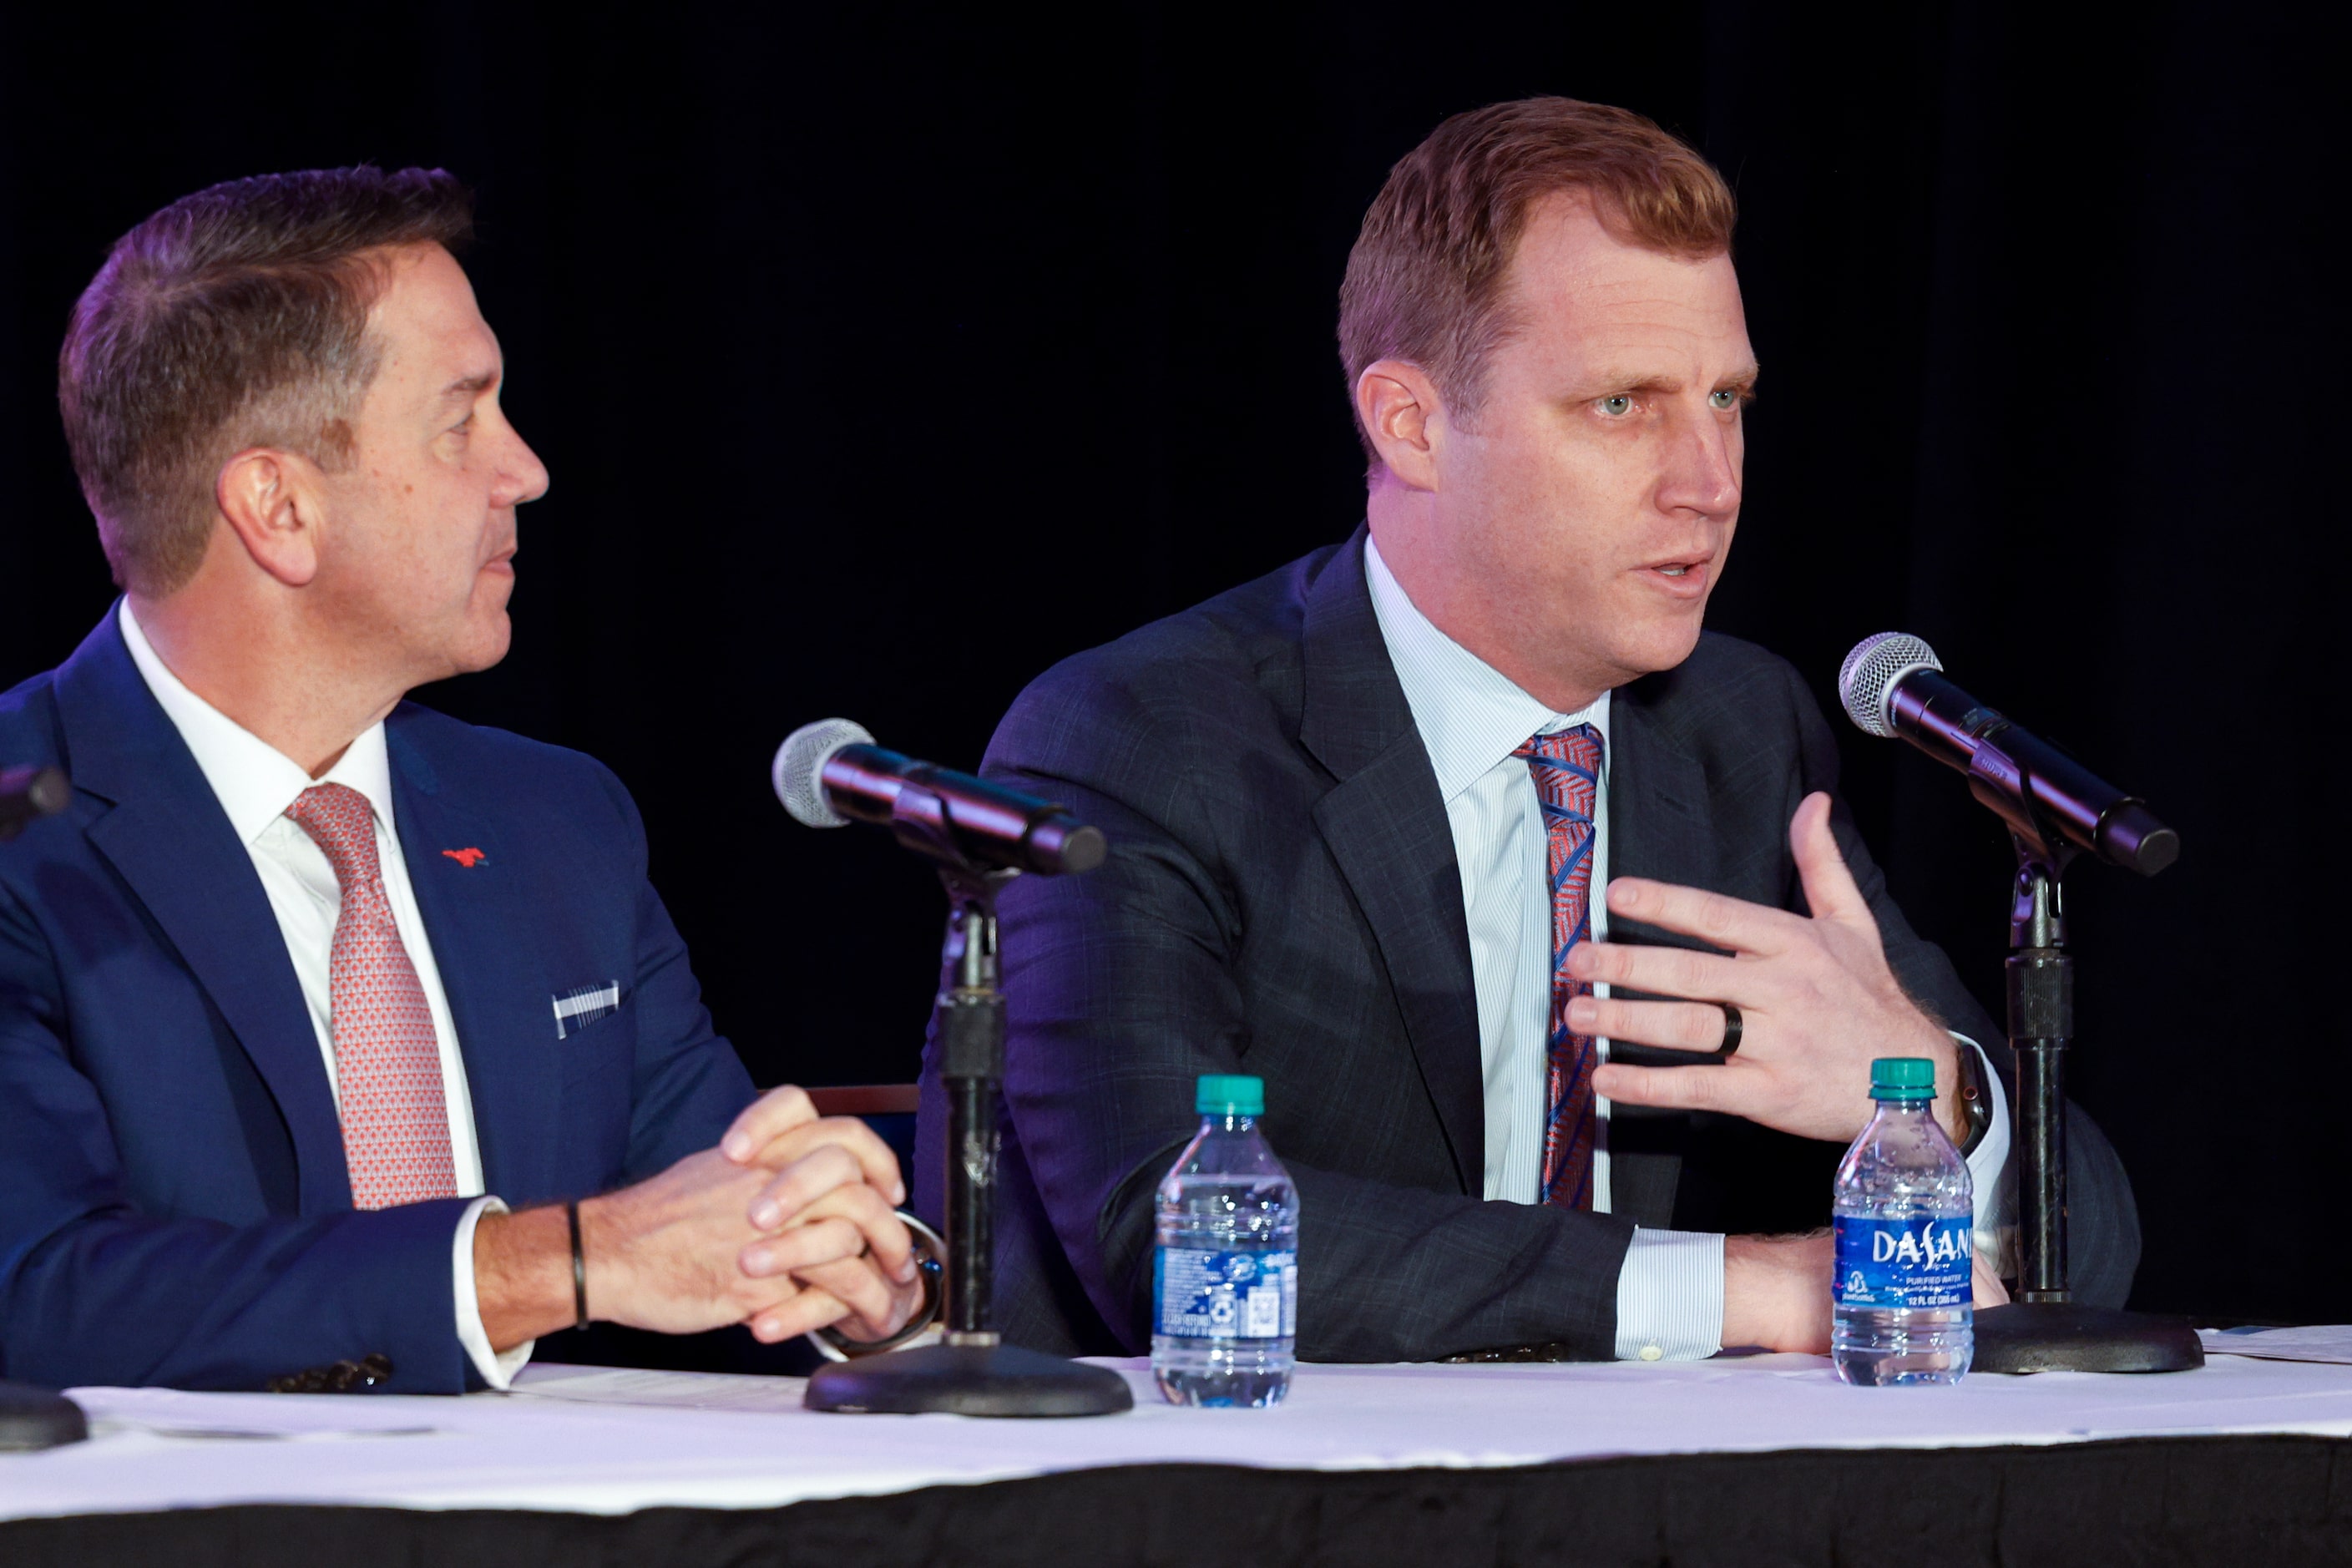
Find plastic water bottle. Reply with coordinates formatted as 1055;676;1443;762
1151;1075;1298;1407
1832;1056;1975;1386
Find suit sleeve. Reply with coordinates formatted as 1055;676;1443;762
980;674;1635;1363
1787;666;2142;1307
0;878;478;1392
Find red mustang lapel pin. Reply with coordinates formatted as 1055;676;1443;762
442;847;488;867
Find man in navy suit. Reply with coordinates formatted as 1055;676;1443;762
923;99;2138;1362
0;168;922;1393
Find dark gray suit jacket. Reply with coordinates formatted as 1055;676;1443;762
918;530;2140;1360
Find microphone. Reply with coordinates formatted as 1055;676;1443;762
772;719;1107;876
1;765;70;842
1838;633;2177;877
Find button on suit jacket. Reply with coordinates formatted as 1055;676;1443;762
0;610;754;1392
918;530;2140;1360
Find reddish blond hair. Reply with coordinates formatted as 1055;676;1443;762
1338;98;1736;457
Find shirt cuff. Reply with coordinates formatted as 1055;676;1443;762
1613;1227;1725;1361
454;1195;534;1390
1951;1033;2016;1270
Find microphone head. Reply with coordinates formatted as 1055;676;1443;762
773;718;877;828
1839;633;1944;739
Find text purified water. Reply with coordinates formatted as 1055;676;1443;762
1832;1056;1975;1386
1151;1074;1298;1408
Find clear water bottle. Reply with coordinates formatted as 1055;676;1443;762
1832;1056;1975;1386
1152;1074;1298;1408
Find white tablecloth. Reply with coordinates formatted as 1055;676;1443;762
4;1352;2349;1522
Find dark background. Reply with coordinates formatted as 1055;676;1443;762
1;3;2339;1323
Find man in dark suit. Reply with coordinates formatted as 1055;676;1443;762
919;99;2137;1362
0;168;921;1392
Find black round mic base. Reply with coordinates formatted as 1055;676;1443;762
0;1380;88;1451
1973;1303;2205;1374
805;1341;1136;1417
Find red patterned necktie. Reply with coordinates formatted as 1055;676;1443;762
1513;723;1604;1210
285;782;458;1209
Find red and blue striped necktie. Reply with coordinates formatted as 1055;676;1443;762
1513;723;1603;1210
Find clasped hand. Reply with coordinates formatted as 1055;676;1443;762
574;1086;925;1346
1574;792;1962;1146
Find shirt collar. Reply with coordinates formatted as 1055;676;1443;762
117;600;396;847
1363;535;1611;803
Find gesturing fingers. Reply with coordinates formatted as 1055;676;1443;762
1788;792;1874;928
1565;993;1732;1054
720;1084;817;1164
1602;877;1800;959
1591;1059;1762;1117
1565;938;1743;1002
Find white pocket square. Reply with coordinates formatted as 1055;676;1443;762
553;981;622;1039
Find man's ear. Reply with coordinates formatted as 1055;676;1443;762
1353;359;1447;493
214;448;326;588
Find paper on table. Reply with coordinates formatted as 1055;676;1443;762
2198;1326;2352;1365
506;1363;811;1412
90;1419;443;1443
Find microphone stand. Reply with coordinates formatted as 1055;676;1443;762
1969;781;2201;1373
804;777;1132;1416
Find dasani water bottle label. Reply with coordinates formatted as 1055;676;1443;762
1834;1215;1970;1308
1154;1247;1297;1339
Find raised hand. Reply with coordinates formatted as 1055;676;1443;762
1577;792;1962;1145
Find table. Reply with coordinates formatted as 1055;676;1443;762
5;1353;2351;1565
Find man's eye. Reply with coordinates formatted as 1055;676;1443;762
1710;389;1742;412
1598;395;1634;417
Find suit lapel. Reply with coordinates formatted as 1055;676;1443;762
56;610;354;1214
1608;671;1716;923
1297;531;1485;1193
387;711;560;1201
1600;670;1722;1227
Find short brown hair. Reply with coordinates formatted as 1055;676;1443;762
58;167;474;595
1338;98;1735;458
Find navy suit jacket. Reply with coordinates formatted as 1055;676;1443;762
0;610;755;1392
919;531;2141;1361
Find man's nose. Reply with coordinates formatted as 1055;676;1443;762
1658;409;1741;518
493;422;551;508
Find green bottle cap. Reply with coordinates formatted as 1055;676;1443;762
1196;1074;1265;1116
1870;1057;1937;1100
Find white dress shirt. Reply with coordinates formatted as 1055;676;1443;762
1363;539;2011;1359
119;603;530;1388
